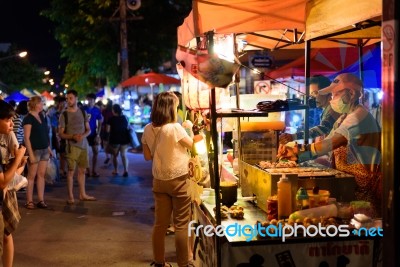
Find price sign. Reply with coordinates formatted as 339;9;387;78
250;55;272;68
188;157;202;183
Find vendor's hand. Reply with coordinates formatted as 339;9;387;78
192;124;204;135
277;144;299;162
279;133;294;144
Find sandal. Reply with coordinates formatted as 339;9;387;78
79;196;97;201
66;199;75;205
122;172;128;177
91;172;100;178
25;202;35;209
36;201;48;209
112;171;118;176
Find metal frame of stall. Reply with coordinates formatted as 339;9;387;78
200;21;386;267
381;0;400;266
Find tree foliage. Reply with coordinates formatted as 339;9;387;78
0;48;47;93
43;0;191;93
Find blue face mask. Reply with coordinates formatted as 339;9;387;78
330;96;351;114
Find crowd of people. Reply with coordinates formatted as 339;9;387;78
0;89;139;266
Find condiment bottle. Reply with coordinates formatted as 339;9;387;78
296;187;309;210
277;174;292;219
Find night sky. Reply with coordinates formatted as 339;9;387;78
0;0;64;83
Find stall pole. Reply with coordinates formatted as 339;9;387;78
119;0;129;82
382;0;400;265
303;41;311;143
206;30;222;267
357;40;365;102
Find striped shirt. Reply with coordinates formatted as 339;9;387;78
12;114;25;145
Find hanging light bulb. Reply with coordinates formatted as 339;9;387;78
192;122;207;155
193;134;207;155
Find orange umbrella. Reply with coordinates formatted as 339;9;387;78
120;72;180;87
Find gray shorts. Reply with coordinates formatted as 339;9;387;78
31;148;50;164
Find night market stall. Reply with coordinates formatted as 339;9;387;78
177;1;384;266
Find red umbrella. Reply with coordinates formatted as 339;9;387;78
41;90;54;100
120;72;180;87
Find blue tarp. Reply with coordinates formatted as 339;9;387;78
4;91;29;102
331;45;381;89
96;89;105;97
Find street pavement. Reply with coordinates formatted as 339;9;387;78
13;150;178;267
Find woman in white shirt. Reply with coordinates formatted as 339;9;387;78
142;92;194;267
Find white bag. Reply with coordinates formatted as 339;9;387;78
45;157;59;184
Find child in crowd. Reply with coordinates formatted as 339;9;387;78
0;99;28;267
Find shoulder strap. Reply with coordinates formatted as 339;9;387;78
151;125;163;156
80;107;86;120
80;108;87;129
62;111;68;133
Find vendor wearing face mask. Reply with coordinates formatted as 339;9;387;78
280;75;340;144
278;73;382;215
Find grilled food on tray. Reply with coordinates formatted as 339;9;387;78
229;205;245;219
259;160;298;169
214;205;229;219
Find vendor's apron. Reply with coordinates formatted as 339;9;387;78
332;145;382;216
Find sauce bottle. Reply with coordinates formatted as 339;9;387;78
277;174;292;219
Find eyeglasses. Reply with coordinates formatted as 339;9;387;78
310;91;319;97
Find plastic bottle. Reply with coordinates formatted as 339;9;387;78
277;174;292;219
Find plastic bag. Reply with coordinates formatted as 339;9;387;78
45;157;59;184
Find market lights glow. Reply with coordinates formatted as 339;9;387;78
0;51;28;62
18;51;28;58
213;34;235;62
193;134;207;155
377;91;383;100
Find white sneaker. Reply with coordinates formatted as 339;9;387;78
8;172;28;191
